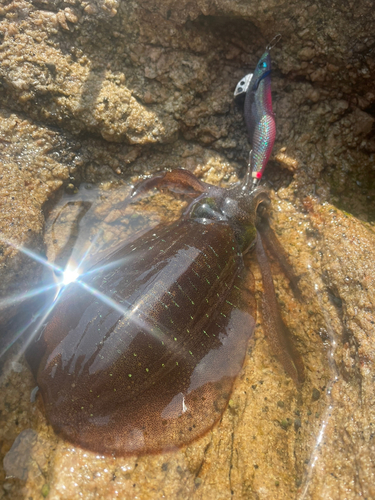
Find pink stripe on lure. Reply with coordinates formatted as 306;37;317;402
243;49;276;182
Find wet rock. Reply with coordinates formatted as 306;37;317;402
311;388;321;402
351;108;375;137
0;0;374;498
300;200;375;499
298;47;316;61
3;428;38;481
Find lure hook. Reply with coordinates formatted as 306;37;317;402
266;33;281;51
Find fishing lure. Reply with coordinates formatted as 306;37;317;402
25;165;304;457
235;35;280;185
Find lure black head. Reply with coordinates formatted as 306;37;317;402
248;50;271;92
248;33;280;93
234;34;280;103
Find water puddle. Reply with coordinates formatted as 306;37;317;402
45;182;162;270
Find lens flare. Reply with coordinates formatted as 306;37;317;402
62;267;80;286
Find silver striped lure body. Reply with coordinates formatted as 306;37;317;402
235;38;279;183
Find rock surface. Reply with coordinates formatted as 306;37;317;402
0;0;374;498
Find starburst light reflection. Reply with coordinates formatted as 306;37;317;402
77;280;188;358
0;237;86;365
1;233;186;370
0;282;58;310
62;265;81;286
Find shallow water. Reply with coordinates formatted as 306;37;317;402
45;182;161;268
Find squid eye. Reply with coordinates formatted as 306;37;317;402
262;61;267;68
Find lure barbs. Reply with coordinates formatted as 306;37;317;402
235;37;280;185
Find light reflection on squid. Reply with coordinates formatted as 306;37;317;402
77;280;188;359
0;282;57;310
0;233;185;369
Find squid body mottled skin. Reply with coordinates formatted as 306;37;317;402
26;168;304;457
